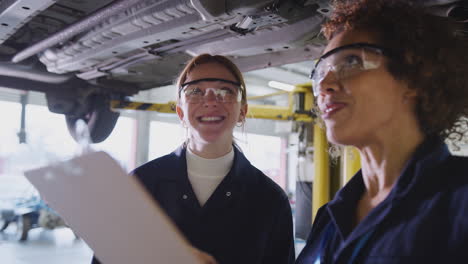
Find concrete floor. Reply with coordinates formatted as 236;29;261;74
0;227;93;264
0;225;306;264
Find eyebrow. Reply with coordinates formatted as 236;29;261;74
321;43;389;60
181;78;240;87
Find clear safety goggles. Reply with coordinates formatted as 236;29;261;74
179;78;242;104
310;43;391;96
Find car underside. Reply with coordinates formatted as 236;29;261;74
0;0;466;142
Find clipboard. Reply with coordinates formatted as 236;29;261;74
24;151;198;264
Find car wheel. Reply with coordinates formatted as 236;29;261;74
16;214;32;242
0;209;15;232
65;95;120;144
0;219;9;232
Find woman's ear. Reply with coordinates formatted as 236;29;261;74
176;104;184;121
238;104;248;122
402;86;419;107
403;87;418;100
397;78;417;101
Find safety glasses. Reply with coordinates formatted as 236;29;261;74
179;78;242;104
310;43;392;96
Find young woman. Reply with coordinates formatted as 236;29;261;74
93;54;294;264
296;0;468;263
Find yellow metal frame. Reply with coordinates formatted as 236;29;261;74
247;84;313;122
312;124;330;220
110;100;177;114
343;146;361;184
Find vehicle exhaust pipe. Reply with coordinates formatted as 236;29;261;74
0;63;72;83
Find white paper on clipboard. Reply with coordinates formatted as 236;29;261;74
24;151;198;264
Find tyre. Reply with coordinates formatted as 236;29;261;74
0;209;15;232
66;95;120;144
0;219;9;232
16;214;32;242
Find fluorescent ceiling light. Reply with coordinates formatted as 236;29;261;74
268;81;295;91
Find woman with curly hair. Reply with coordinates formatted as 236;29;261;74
296;0;468;263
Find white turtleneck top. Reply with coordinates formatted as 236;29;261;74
186;147;234;206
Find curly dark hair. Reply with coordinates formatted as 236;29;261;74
322;0;468;145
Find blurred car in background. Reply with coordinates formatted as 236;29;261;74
0;195;71;241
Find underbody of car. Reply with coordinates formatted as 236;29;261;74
0;0;466;142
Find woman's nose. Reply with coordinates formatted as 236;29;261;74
318;71;339;95
203;89;219;105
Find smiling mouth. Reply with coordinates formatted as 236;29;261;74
322;103;346;118
197;116;225;123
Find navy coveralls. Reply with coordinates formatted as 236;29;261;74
296;137;468;264
93;146;294;264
